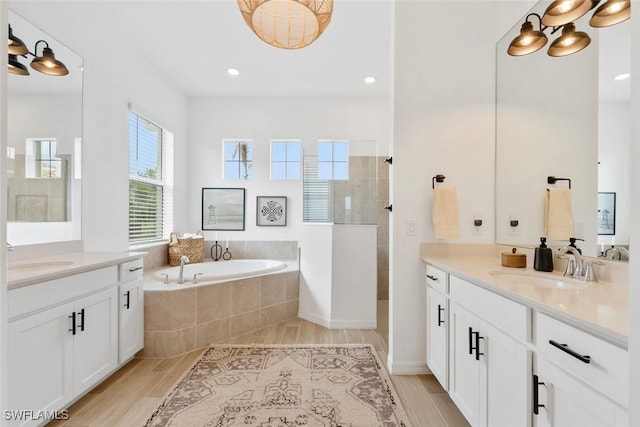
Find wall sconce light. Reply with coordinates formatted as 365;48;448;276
7;25;69;76
508;1;630;57
237;0;333;49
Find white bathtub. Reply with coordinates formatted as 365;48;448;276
153;259;287;284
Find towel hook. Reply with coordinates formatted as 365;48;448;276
432;174;446;189
384;157;393;165
547;176;571;189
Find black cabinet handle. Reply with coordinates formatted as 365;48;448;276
533;374;546;415
128;266;143;272
468;327;474;355
124;290;131;309
437;305;445;326
78;308;85;332
427;275;439;282
549;340;591;364
69;313;76;335
474;331;484;360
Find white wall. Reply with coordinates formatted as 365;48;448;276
1;1;9;415
598;100;631;247
187;95;390;239
9;2;190;252
389;0;535;374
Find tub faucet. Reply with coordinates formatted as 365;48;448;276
177;255;190;284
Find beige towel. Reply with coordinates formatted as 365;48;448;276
545;188;574;240
432;186;460;239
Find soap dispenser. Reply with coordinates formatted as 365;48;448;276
534;237;554;272
568;237;583;255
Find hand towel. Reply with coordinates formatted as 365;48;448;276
432;186;460;239
545;188;574;240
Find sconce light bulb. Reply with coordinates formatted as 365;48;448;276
558;1;574;13
607;1;624;13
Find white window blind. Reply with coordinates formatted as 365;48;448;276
129;111;174;243
303;155;331;222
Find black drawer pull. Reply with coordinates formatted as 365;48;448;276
69;313;76;335
474;331;484;360
549;340;591;364
427;274;439;282
128;266;143;272
437;304;445;326
468;327;474;355
533;374;546;415
78;308;85;332
124;290;131;309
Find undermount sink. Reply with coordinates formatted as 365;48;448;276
489;270;588;290
9;261;75;271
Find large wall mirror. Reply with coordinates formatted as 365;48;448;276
496;0;630;260
7;9;83;246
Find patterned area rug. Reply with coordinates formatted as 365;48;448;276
145;344;410;426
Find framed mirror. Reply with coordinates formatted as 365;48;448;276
495;1;630;260
6;9;83;246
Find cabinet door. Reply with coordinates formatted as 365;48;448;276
534;359;628;427
426;286;448;390
449;302;480;426
481;321;530;427
8;303;75;426
73;287;119;396
119;279;144;362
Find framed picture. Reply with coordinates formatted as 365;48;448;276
597;192;616;235
202;188;245;231
257;196;287;226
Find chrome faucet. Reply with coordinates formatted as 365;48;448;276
556;246;585;278
177;255;190;284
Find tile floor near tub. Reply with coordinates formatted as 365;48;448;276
49;301;469;427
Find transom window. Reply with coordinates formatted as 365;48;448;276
224;140;253;180
271;140;301;180
25;139;62;179
318;140;349;180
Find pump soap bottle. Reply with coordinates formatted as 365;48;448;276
534;237;554;272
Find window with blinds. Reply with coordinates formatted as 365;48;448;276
128;111;174;243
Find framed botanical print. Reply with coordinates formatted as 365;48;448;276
256;196;287;226
202;188;246;231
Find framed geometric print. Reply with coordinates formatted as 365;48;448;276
256;196;287;226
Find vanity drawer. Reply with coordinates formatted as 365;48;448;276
536;312;628;408
426;265;448;294
450;275;529;342
119;258;144;283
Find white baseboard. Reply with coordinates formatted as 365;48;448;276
298;311;376;330
386;353;429;375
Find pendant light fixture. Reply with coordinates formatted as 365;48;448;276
237;0;333;49
6;25;69;76
590;0;630;27
547;23;591;56
508;14;549;56
542;0;597;26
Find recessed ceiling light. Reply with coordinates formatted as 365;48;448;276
364;76;376;84
614;72;630;81
227;68;240;76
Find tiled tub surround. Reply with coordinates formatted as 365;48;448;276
143;264;299;357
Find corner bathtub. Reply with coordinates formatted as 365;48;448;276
142;259;299;357
151;259;288;287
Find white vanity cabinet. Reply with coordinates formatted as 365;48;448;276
7;255;145;427
448;275;530;427
425;265;449;390
533;313;628;427
118;259;145;363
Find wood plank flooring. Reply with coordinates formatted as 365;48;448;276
49;301;468;427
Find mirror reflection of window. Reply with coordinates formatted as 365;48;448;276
25;138;62;179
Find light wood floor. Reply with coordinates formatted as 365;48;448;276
50;301;468;426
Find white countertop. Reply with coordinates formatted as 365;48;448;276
7;251;147;290
422;252;628;349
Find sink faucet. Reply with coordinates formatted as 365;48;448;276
556;246;585;278
177;255;190;284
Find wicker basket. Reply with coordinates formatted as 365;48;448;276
168;232;204;266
